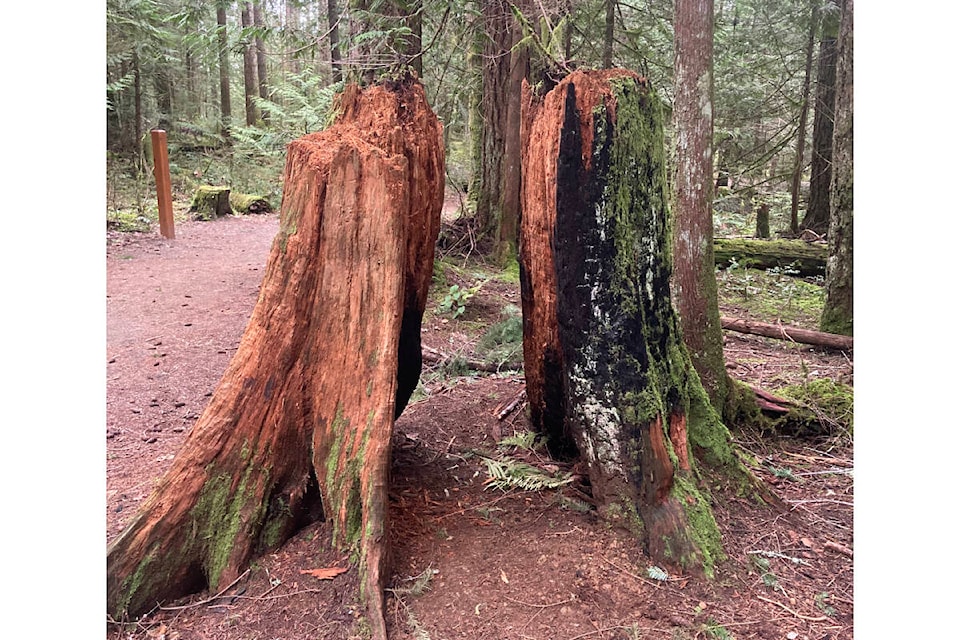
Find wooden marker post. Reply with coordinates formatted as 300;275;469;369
151;129;175;239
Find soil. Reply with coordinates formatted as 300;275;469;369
107;200;853;640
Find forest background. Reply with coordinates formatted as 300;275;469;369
1;3;955;638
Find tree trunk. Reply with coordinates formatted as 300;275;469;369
789;0;819;236
673;0;728;413
190;186;232;220
602;0;615;68
520;69;750;576
476;0;513;237
106;78;444;640
802;0;839;235
217;4;232;142
241;3;259;126
133;51;143;158
403;0;423;77
253;1;270;122
821;0;852;336
497;28;528;263
328;0;343;82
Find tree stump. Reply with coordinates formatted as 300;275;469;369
190;185;232;220
106;76;444;640
520;69;750;576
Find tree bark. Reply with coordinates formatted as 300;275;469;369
801;0;839;235
602;0;615;68
789;0;819;235
328;0;343;82
106;78;444;640
521;69;750;576
720;316;853;351
673;0;729;413
217;3;232;141
241;3;259;126
821;0;853;336
497;28;528;263
253;1;270;122
476;0;514;237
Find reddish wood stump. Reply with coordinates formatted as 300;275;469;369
107;77;444;640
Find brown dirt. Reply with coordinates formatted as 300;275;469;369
107;211;853;640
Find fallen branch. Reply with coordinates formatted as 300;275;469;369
422;346;522;373
721;316;853;351
824;540;854;557
756;594;829;622
494;388;527;420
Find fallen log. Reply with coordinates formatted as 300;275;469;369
421;346;522;373
721;316;853;351
714;238;827;277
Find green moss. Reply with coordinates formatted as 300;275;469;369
116;545;160;616
778;378;854;435
190;458;268;587
671;475;724;577
229;192;272;215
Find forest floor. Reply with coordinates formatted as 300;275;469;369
106;196;853;640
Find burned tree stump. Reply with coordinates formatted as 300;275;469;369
107;77;443;639
520;69;751;576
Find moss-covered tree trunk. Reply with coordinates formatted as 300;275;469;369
673;0;729;414
190;186;231;220
520;69;748;576
106;78;444;640
820;0;853;336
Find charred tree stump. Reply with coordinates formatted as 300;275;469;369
521;70;753;576
106;77;444;639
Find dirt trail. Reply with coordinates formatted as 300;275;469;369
107;214;853;640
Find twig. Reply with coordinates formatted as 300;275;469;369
158;569;250;611
787;498;854;507
824;540;853;557
495;388;527;420
756;594;829;621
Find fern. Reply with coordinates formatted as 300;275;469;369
647;566;669;581
497;431;540;451
483;457;572;492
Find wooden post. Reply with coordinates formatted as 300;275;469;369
151;129;175;239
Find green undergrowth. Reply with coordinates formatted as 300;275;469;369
107;147;285;232
475;305;523;366
717;262;824;328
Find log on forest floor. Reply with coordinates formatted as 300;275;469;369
720;316;853;351
714;238;827;277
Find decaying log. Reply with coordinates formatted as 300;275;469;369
720;316;853;351
229;192;273;214
107;76;444;640
520;69;756;577
714;238;827;277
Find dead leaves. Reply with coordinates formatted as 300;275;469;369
299;566;349;580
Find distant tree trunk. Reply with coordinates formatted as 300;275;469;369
106;78;445;640
328;0;343;82
133;51;143;154
602;0;615;68
253;1;270;122
673;0;728;413
497;28;528;263
286;0;302;76
476;0;513;236
467;0;484;202
521;69;751;577
802;1;839;235
241;3;259;125
217;3;232;141
821;0;852;336
789;0;819;235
